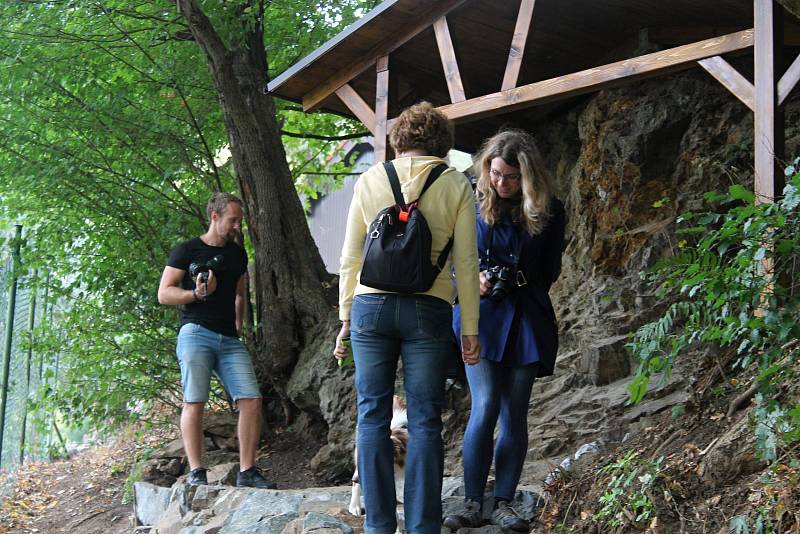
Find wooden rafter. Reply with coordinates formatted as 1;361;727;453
436;29;754;124
778;52;800;105
301;0;469;112
335;84;376;134
432;16;466;103
374;56;390;162
501;0;536;91
698;56;754;111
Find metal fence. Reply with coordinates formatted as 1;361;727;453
0;226;57;473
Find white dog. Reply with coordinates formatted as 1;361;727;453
349;395;409;522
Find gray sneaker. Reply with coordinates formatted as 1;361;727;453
237;466;277;489
443;499;482;530
490;501;529;532
186;467;208;486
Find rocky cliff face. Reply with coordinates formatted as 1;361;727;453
285;70;799;486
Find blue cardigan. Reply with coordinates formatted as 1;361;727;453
453;198;566;377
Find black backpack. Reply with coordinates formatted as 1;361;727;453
359;161;454;294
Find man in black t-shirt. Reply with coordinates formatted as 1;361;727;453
158;192;275;489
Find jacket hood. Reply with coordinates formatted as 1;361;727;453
389;156;450;200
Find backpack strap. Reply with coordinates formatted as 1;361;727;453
435;236;454;272
382;161;407;211
420;163;450;196
383;162;450;207
423;164;453;271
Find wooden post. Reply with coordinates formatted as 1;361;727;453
754;0;784;203
374;56;390;162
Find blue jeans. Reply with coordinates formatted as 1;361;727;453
463;359;538;502
351;293;451;534
176;323;261;403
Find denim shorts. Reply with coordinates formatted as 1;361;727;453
176;323;261;403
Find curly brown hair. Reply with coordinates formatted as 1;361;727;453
388;101;453;158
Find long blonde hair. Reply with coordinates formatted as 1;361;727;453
475;129;554;235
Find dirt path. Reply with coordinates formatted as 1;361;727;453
0;443;135;534
0;422;329;534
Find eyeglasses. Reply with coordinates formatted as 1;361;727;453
489;168;522;182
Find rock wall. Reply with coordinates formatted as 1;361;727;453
284;70;800;486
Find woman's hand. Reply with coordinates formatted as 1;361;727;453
461;334;480;365
333;320;351;360
479;270;493;297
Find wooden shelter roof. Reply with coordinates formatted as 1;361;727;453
268;0;800;199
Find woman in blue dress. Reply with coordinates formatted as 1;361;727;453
444;129;566;532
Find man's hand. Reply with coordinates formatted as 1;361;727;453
333;321;351;360
195;270;218;300
461;334;480;365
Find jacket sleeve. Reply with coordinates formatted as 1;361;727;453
338;178;368;321
451;180;480;335
541;198;567;289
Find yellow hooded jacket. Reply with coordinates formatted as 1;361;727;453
338;156;479;335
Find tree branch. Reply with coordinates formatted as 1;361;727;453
175;0;229;65
280;130;368;141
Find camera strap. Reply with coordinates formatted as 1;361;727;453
485;223;528;287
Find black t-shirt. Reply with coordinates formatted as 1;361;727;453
167;237;248;337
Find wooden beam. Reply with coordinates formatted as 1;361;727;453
501;0;536;91
302;0;468;112
649;25;800;47
437;29;754;124
335;84;377;134
754;0;784;204
374;56;390;163
698;56;755;111
433;16;466;103
778;51;800;105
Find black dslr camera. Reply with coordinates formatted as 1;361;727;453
484;265;513;302
189;254;224;283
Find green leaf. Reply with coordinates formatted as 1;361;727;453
729;184;755;203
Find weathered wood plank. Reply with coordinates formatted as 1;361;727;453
501;0;536;91
778;51;800;105
433;16;466;103
437;29;754;123
698;56;754;111
302;0;468;112
754;0;783;203
335;84;377;134
374;56;390;162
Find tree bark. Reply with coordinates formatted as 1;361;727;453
176;0;337;419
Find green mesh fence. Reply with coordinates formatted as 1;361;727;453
0;234;54;473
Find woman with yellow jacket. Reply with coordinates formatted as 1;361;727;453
333;101;480;534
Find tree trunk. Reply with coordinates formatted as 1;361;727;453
177;0;337;419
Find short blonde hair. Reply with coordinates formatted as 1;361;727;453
389;101;453;158
206;192;243;221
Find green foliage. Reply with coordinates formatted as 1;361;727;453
0;0;375;446
627;168;800;460
592;451;664;529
